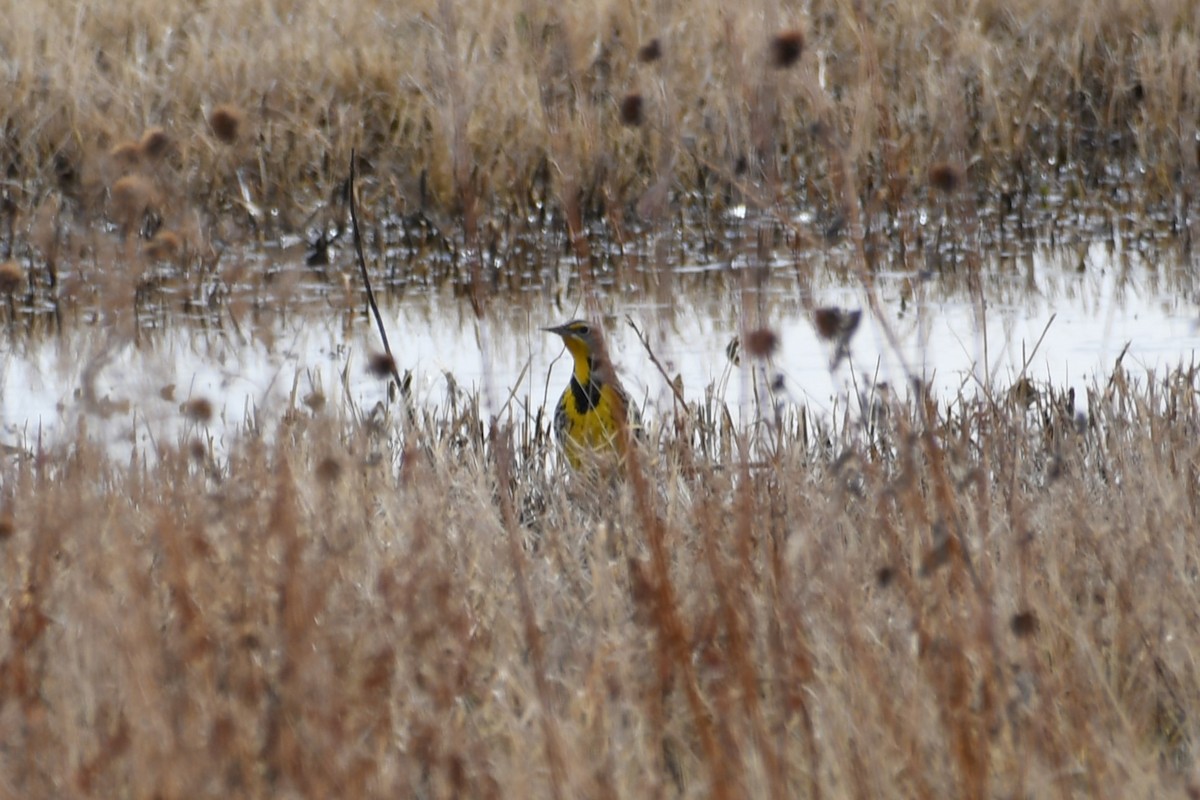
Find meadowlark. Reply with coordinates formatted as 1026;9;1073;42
544;320;640;468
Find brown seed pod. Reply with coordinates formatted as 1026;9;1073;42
770;30;805;68
637;38;662;63
619;93;644;126
110;174;156;226
209;104;242;144
303;391;326;412
928;162;964;194
875;566;895;588
109;141;142;167
139;126;171;160
813;307;861;342
744;327;779;359
144;230;182;261
368;352;396;379
1010;610;1039;637
315;456;344;483
0;260;23;294
182;397;214;423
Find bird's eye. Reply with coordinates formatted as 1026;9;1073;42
575;324;590;335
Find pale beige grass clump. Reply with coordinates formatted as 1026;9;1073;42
0;0;1196;236
1;365;1198;797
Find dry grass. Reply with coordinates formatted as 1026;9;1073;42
0;0;1196;335
1;360;1199;798
1;0;1197;250
3;1;1200;796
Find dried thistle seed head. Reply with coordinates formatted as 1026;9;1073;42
110;174;156;224
182;397;214;423
303;391;326;412
139;126;171;160
109;140;142;167
0;260;23;294
368;352;396;378
875;565;895;587
770;29;805;68
189;438;207;461
315;456;343;483
637;38;662;63
619;93;644;126
144;230;182;261
209;104;242;144
928;162;964;194
1010;610;1039;637
813;307;861;341
744;327;779;359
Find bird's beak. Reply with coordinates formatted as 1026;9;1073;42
542;324;570;338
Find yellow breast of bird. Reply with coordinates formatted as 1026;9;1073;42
556;380;629;465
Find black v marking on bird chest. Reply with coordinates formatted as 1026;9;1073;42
570;370;602;411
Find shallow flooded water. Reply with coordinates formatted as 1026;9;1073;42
2;236;1198;455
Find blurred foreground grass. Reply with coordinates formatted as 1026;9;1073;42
2;363;1199;797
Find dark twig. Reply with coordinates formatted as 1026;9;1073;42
348;150;408;400
626;316;689;415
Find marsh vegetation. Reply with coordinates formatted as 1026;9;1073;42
2;1;1200;798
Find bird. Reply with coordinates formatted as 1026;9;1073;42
543;320;641;468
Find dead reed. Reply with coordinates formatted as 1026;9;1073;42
1;2;1199;793
0;0;1195;251
1;360;1198;798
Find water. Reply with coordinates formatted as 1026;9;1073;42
2;239;1198;456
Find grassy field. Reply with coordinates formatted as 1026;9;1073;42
2;361;1199;797
1;0;1198;251
3;1;1200;797
3;0;1197;340
3;300;1199;791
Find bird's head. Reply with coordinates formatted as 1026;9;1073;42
543;320;602;365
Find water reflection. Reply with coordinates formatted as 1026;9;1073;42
2;240;1198;455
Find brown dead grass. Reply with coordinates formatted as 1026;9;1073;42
0;0;1197;244
0;0;1193;335
1;363;1198;798
2;2;1199;794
